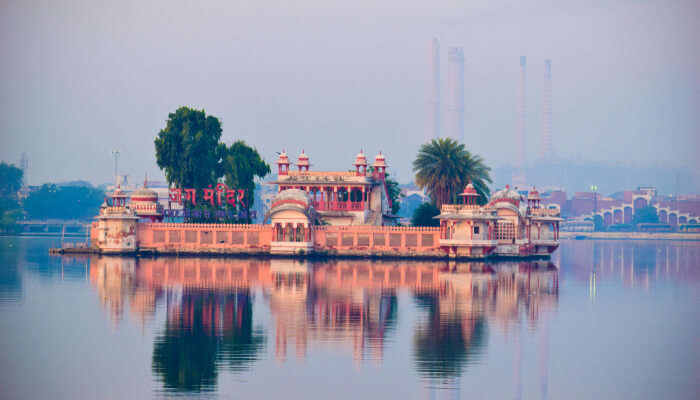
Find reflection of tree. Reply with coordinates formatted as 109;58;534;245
412;294;487;382
152;290;265;393
0;237;22;303
219;292;266;372
363;293;398;346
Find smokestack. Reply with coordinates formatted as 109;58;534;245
513;56;527;186
541;59;553;160
427;38;440;142
19;152;28;187
447;47;464;142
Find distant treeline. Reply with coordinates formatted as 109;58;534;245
1;162;104;231
23;184;104;220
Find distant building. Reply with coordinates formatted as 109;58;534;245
541;186;700;231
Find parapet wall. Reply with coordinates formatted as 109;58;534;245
137;222;274;255
134;222;444;257
313;225;443;257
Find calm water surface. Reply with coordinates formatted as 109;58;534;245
0;237;698;399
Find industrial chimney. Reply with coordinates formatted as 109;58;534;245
541;59;553;160
447;47;464;142
513;56;527;186
426;38;440;142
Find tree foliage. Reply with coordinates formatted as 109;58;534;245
413;294;487;381
411;202;440;227
155;107;270;223
413;138;491;208
222;141;270;223
632;206;659;224
385;173;402;215
155;107;225;190
152;292;265;392
24;184;104;220
0;163;24;231
0;163;23;199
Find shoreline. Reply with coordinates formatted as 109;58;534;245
48;246;553;262
560;231;700;241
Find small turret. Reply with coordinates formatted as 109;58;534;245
130;174;163;222
458;182;479;206
372;152;387;179
527;186;541;209
353;150;368;176
276;150;290;176
111;184;128;207
297;150;310;172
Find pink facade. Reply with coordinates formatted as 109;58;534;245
137;223;273;253
313;226;441;255
133;222;443;256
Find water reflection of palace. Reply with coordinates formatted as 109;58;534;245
87;256;559;392
89;257;163;327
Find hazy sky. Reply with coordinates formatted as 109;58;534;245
1;0;698;186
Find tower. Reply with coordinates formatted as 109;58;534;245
19;152;28;187
112;150;120;185
513;56;527;186
447;47;464;142
427;38;440;142
541;59;553;160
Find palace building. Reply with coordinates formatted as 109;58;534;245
269;150;394;226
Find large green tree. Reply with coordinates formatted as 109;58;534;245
222;141;270;223
413;138;491;208
155;107;225;190
155;107;270;223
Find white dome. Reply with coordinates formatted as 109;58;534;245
271;188;311;207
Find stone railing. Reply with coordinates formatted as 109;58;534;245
312;201;366;211
440;204;481;213
288;171;356;177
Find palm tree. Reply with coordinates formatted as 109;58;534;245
413;138;491;208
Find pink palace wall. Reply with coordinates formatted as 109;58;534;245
134;222;442;254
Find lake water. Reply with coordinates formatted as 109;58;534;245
0;237;698;399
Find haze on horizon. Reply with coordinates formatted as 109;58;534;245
1;0;698;193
